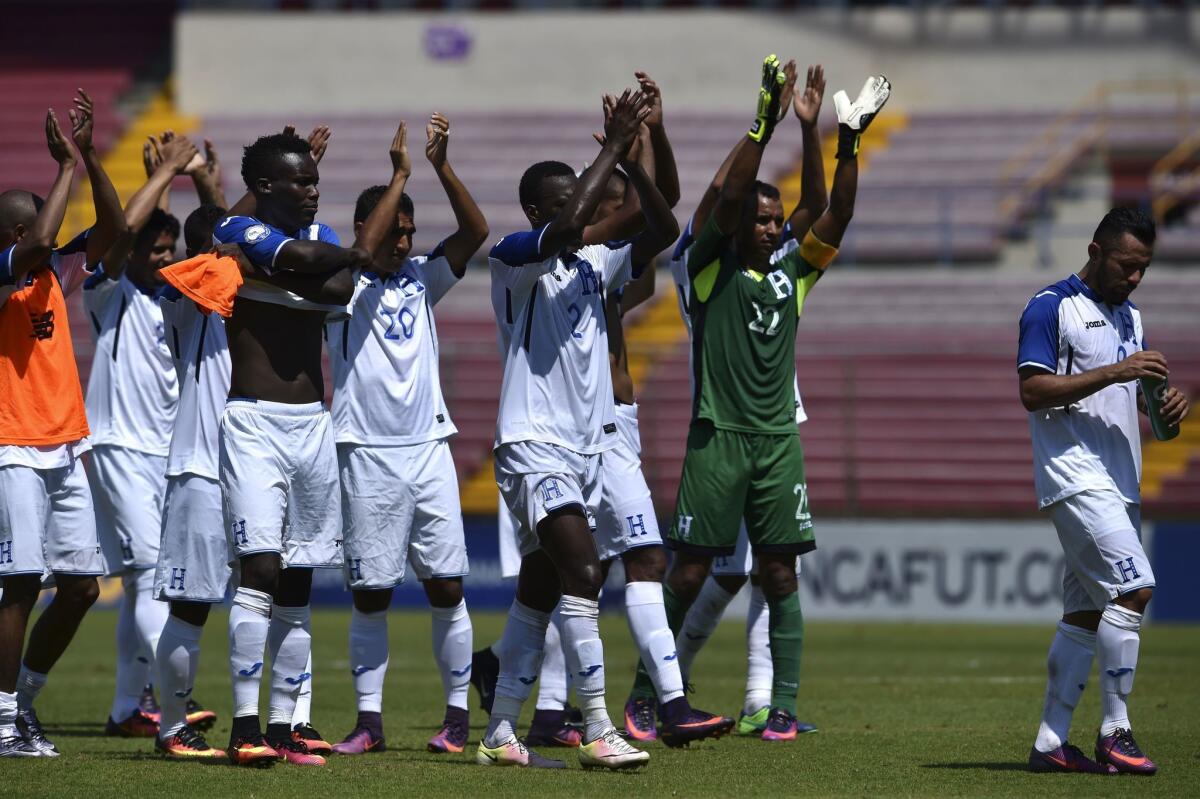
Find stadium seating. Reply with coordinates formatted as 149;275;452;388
435;269;1200;519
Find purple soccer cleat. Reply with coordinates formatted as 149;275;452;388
427;706;469;754
1095;729;1157;775
1028;743;1117;774
660;706;735;748
525;709;582;748
623;697;658;742
332;725;386;755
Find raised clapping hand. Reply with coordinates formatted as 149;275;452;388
68;89;95;152
794;65;826;128
634;71;664;129
426;113;449;169
160;134;200;175
603;89;652;156
390;120;411;178
46;110;75;165
282;124;332;163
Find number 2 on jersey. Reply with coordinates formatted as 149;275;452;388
568;303;584;339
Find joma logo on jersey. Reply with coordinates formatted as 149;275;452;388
28;311;54;340
230;519;248;546
676;515;694;539
347;558;363;581
1084;320;1107;329
169;568;186;590
626;514;647;538
0;541;12;564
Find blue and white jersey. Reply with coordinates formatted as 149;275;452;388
83;268;179;456
212;215;345;312
668;216;806;424
327;246;459;447
159;289;230;481
1018;273;1145;509
490;226;633;454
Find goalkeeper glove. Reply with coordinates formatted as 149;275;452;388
833;75;892;159
748;54;786;145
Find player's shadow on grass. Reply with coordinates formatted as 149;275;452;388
922;762;1029;772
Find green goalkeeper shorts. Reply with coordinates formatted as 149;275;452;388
667;422;816;556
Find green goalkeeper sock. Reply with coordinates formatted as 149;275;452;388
766;590;804;715
628;584;691;700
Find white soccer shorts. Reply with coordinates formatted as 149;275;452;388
219;399;341;569
154;473;233;603
711;524;802;577
594;403;662;561
0;457;103;578
1047;488;1156;614
495;440;601;561
339;440;469;589
85;445;167;575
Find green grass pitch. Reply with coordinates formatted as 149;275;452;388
5;609;1198;797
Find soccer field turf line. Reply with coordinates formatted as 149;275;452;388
5;610;1198;797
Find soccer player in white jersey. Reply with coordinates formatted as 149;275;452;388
1019;208;1187;776
476;89;677;771
0;95;124;758
82;134;202;737
660;65;829;736
325;116;488;756
211;131;370;767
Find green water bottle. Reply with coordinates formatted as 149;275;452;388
1140;376;1180;441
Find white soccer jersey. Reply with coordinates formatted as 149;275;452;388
490;225;633;454
1018;273;1145;509
159;289;230;480
83;270;179;456
669;217;807;424
328;248;459;446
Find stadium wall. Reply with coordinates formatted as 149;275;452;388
87;519;1199;623
175;9;1199;115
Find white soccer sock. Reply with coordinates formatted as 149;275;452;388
110;576;147;721
625;581;684;703
228;587;272;719
744;585;773;715
349;608;389;714
1097;604;1141;736
1034;621;1096;753
132;568;169;670
292;652;313;727
155;615;203;739
0;690;18;730
677;577;737;683
559;594;612;743
267;604;312;726
431;599;473;711
535;606;568;712
484;600;550;747
14;665;48;711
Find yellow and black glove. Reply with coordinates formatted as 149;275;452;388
748;54;787;145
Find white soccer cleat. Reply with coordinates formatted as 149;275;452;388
578;727;651;771
475;735;565;769
833;75;892;132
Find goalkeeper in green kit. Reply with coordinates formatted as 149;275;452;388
660;55;890;740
